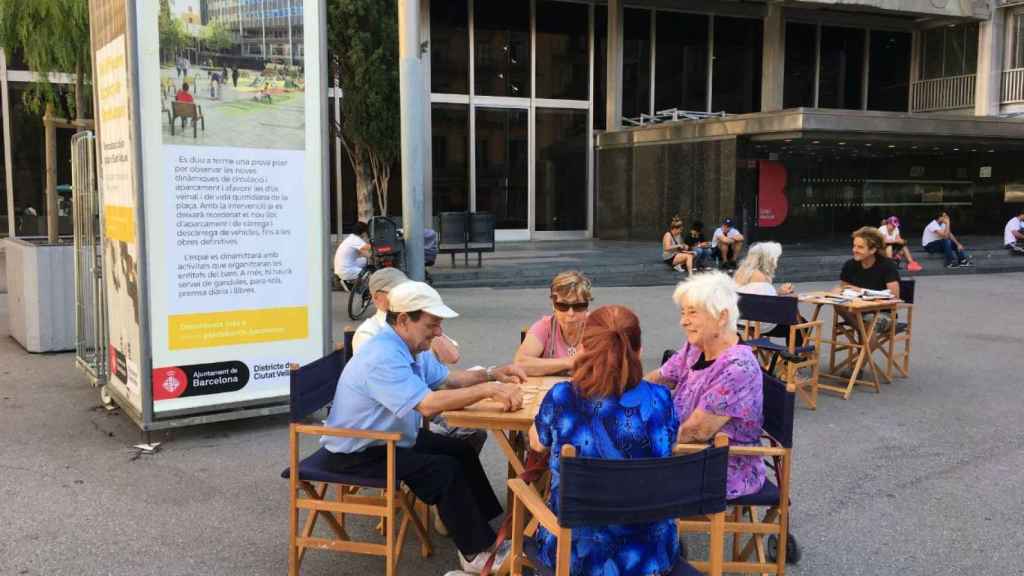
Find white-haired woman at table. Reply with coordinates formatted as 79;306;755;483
645;272;765;499
735;242;806;343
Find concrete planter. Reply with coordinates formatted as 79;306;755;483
3;238;75;352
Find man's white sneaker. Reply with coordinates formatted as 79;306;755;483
458;540;511;574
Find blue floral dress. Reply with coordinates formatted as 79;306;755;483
534;380;680;576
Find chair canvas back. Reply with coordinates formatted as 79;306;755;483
289;349;346;422
439;212;469;245
469;212;496;244
738;293;800;327
761;371;795;448
899;279;916;304
557;447;729;529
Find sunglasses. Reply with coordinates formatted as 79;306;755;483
551;298;589;312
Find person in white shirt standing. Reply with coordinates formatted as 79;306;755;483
879;216;922;272
921;211;971;269
333;221;371;283
712;217;745;270
1004;209;1024;255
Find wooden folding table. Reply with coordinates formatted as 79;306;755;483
800;292;899;399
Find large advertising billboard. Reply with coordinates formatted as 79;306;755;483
135;0;326;416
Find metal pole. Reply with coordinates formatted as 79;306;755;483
1;48;15;238
398;0;425;281
44;105;58;243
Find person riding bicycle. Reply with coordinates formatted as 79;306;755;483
334;221;371;284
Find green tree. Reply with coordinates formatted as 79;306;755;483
327;0;400;219
159;0;186;63
201;20;233;54
0;0;91;120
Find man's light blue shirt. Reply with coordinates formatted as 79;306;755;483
320;323;449;453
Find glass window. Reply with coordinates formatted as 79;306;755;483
818;26;865;110
868;30;911;112
474;2;530;97
432;103;470;215
9;83;62;237
922;27;944;80
622;8;651;120
535;108;588;231
475;108;528;229
944;25;966;77
712;16;762;114
922;24;979;79
655;12;709;113
535;1;589;100
1016;14;1024;68
783;22;816;108
594;6;607;130
430;0;469;94
964;24;978;75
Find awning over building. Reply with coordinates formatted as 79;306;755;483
596;108;1024;149
780;0;989;20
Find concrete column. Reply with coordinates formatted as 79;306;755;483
606;0;624;129
398;0;425;281
761;3;785;112
975;8;1005;116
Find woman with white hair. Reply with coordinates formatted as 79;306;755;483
645;271;765;498
734;241;793;296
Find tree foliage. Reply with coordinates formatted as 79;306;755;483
0;0;91;120
159;0;187;61
327;0;400;218
201;20;233;54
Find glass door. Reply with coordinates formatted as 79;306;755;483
474;107;528;230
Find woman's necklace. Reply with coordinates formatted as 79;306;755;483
563;323;584;357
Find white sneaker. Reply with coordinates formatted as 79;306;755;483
458;541;511;574
673;264;685;273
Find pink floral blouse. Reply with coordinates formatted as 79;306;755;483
660;342;766;499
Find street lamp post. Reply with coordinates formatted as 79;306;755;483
398;0;425;281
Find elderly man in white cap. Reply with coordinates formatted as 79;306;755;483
352;267;460;364
321;281;527;573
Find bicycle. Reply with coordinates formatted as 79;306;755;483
342;217;438;320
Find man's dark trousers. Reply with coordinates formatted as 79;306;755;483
323;429;502;556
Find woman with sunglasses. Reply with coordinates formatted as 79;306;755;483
514;271;593;376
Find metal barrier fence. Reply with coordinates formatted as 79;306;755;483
71;130;107;388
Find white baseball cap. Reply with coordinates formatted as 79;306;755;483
387;281;459;319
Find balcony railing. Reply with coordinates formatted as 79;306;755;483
1002;68;1024;104
910;74;976;112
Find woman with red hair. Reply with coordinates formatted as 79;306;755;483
528;305;681;576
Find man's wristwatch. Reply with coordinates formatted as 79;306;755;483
485;365;497;381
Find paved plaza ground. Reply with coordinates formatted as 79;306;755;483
1;273;1022;575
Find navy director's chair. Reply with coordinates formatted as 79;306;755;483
283;349;431;576
507;436;730;576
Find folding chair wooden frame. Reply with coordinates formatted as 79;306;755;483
739;293;822;410
286;351;431;576
508;437;729;576
287;426;432;576
876;279;915;380
677;380;797;575
822;304;895;397
742;319;821;410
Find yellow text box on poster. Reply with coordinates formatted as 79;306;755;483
168;306;308;350
104;205;136;242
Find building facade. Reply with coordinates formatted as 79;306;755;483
407;0;1024;242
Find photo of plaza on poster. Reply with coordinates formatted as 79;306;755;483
158;0;305;151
